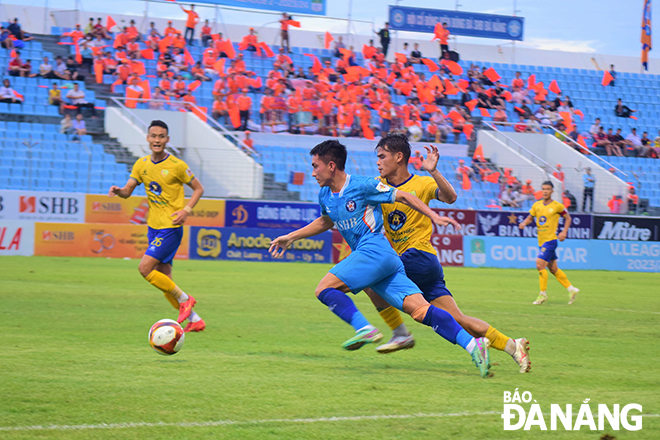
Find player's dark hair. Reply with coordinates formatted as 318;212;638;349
375;132;411;163
149;120;169;134
542;180;554;188
310;140;347;171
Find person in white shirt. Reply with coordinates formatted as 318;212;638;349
0;78;21;103
401;42;411;57
589;117;601;136
500;186;521;208
66;83;96;117
38;56;57;79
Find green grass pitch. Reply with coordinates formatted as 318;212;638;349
1;256;659;439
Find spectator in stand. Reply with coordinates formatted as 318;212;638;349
427;111;451;142
71;113;87;139
242;28;259;51
514;115;528;133
0;26;15;50
279;13;291;53
626;186;639;214
609;64;617;87
60;113;75;134
493;106;507;125
148;22;161;38
408;150;423;170
512;71;524;88
8;18;32;42
409;43;422;64
0;78;21;103
200;20;212;47
180;4;199;45
455;159;474;181
85;18;95;37
66;55;84;81
640;131;652;157
589;117;601;136
8;50;27;77
66;83;97;117
500;186;521;208
626;128;644;156
438;22;450;56
609;127;626;155
521;179;535;200
401;42;411;58
594;126;620;156
191;61;210;81
49;83;64;113
553;164;565;182
164;21;180;38
53;56;71;80
564;190;578;212
94;18;111;39
211;95;227;124
243;130;254;152
375;22;390;57
607;195;623;213
237;88;252;131
582;167;595;212
615;98;636;118
149;87;166;110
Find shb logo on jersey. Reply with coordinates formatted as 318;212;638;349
388;210;407;231
478;214;501;236
345;200;356;212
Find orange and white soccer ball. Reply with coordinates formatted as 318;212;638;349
148;319;185;355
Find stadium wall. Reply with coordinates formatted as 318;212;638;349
1;190;657;271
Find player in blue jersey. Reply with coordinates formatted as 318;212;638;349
269;140;492;377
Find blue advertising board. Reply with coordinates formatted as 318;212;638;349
388;6;524;41
189;227;332;263
589;240;660;272
225;200;320;229
191;0;326;16
463;236;590;270
475;211;592;240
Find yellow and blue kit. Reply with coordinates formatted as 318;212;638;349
529;199;567;262
130;154;195;264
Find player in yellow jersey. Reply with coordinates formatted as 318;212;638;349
108;120;207;332
364;133;531;373
519;181;579;305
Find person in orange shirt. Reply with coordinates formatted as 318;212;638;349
180;4;199;45
243;130;254;152
552;164;565;182
279;13;291;53
202;47;217;68
191;61;210;81
242;28;258;51
626;186;639;214
273;48;293;71
201;20;212;48
378;95;393;135
213;32;226;55
158;72;173;96
302;81;316;101
237;88;252;130
212;77;225;98
164;21;180;38
126;20;140;41
69;24;85;41
211;95;227;123
286;93;301;132
512;71;525;89
521;179;536;200
234;53;246;73
357;104;372;137
438;22;450;55
115;60;132;84
173;34;186;50
173;75;187;97
259;88;276;131
102;52;117;74
127;38;140;58
182;91;197;110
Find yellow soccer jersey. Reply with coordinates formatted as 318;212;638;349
529;199;566;246
130;154;195;229
379;175;438;255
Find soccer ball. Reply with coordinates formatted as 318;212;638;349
148;319;185;356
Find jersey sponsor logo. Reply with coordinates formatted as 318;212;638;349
148;181;162;196
387;210;407;231
345;200;356;212
539;215;547;226
376;182;391;193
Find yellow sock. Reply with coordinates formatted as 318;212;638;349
146;270;182;309
553;269;571;288
163;292;179;309
539;269;548;291
379;306;404;331
485;325;510;351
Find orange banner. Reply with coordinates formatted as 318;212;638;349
34;223;189;259
84;195;225;227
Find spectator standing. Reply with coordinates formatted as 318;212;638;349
243;130;254;152
553;164;565;182
279;13;291;53
626;186;639;214
614;98;636;118
438;22;450;55
582;167;595;212
521;179;535;200
66;83;97;117
180;4;199;45
375;23;391;57
237;89;252;131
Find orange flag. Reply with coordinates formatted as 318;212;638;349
126;87;141;108
106;15;117;31
473;144;484;161
483;67;501;83
479;108;491;117
443;79;459;95
286;20;301;28
362;44;376;59
188;80;202;92
159;36;172;54
440;59;463;75
228;106;241;128
549;80;561;94
259;41;275;58
94;62;104;84
183;48;194;66
251;76;262;88
192;106;208;122
113;34;123;49
432;22;444;41
222;39;236;59
139;80;151;100
386;72;396;85
304;53;322;73
12;90;24;101
324;31;334;49
457;79;469;93
574;109;584;120
421;58;439;72
462;172;472;190
132;61;146;76
140;48;155;60
428;75;443;91
362;123;375;140
501;91;512;102
485;172;500;184
602;70;614;86
577;135;588;151
213;58;225;75
424;104;438;114
527;74;536;89
338;48;352;62
418;87;434;104
446;110;464;123
630;115;638;120
465;99;478;112
463;123;474;139
559;111;572;128
395;53;407;64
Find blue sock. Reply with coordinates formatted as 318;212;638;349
422;305;468;346
318;288;371;332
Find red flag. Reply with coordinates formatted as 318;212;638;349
527;74;536;89
461;172;472;190
465;99;478;112
483;67;501;83
12;90;24;101
259;41;274;58
549;79;561;94
192;106;208;122
463;123;474;139
440;59;463;75
421;58;439;72
361;123;375;140
213;58;225;75
286;20;301;28
188;80;202;92
479;108;491;117
106;15;117;31
473;144;484;161
228;106;241;128
324;31;334;49
94;62;104;84
183;48;194;66
140;48;155;60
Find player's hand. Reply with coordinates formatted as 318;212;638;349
430;213;461;230
519;223;525;229
108;186;121;197
558;231;567;242
171;210;188;225
269;234;294;258
421;145;439;172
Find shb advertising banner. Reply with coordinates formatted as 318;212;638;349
592;215;660;242
0;190;85;223
388;6;524;41
476;211;592;240
189;227;332;263
463;236;590;270
0;221;35;256
225;200;319;229
191;0;326;16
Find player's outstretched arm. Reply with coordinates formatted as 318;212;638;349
558;212;571;241
519;214;533;229
269;216;334;258
421;145;457;204
395;190;461;229
108;178;138;199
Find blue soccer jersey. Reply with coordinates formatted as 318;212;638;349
318;174;396;250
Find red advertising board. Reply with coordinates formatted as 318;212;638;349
430;209;477;236
431;234;464;266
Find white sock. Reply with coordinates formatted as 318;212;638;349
177;292;189;304
540;291;547;296
392;323;410;338
357;324;376;333
465;338;476;353
188;311;202;323
504;339;516;356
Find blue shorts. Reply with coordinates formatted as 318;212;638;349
330;239;421;311
537;240;558;262
145;227;184;265
400;248;452;303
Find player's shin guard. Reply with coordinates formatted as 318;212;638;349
539;269;549;291
553;269;571;288
421;305;467;346
379;306;404;331
318;288;371;331
485;326;510;351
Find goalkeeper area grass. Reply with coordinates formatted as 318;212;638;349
1;256;658;439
